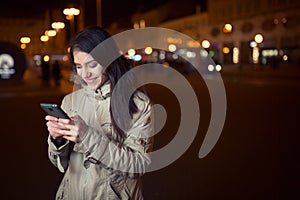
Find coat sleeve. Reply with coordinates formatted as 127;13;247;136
73;93;154;177
48;137;70;173
47;96;71;173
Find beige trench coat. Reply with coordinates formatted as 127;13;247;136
48;82;153;200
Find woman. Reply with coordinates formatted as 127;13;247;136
45;26;153;200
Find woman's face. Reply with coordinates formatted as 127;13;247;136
73;50;107;90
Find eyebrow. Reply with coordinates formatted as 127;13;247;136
74;60;97;65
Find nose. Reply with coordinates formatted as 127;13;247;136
82;68;91;78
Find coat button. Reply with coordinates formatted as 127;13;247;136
88;157;99;164
50;152;57;159
83;160;90;169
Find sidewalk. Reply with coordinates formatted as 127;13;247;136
0;66;74;98
1;63;299;98
220;63;300;80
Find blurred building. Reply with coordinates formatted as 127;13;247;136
1;0;299;68
127;0;300;66
0;8;71;67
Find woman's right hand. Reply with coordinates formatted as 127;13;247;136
45;115;88;143
45;115;65;139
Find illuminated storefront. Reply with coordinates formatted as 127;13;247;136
0;42;27;81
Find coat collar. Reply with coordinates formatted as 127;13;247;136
83;81;111;100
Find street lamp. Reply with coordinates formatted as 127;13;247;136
63;8;80;39
45;30;57;37
223;23;233;33
20;36;31;49
254;33;264;44
201;39;210;49
40;35;49;42
51;22;65;30
63;8;80;18
253;33;264;64
20;37;31;44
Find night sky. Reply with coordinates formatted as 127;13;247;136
0;0;207;28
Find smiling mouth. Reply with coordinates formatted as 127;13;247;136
85;78;97;84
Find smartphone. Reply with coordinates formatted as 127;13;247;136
40;103;70;119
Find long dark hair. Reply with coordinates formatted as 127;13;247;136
69;26;138;142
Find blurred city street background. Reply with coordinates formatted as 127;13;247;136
1;0;300;199
1;63;300;199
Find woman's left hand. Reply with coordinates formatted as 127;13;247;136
56;115;88;143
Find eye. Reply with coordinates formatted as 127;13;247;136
75;64;82;69
88;61;98;68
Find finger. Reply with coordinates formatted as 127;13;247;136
48;126;66;134
58;118;73;125
57;129;75;137
70;115;84;123
46;115;59;122
70;115;80;120
47;121;67;130
49;132;63;139
62;135;76;143
54;123;76;132
48;127;64;137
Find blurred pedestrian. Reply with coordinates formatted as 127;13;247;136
52;60;62;86
270;55;281;69
41;58;50;87
44;26;153;199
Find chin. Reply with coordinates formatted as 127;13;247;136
87;85;98;90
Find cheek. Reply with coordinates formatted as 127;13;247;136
76;69;82;77
93;67;104;76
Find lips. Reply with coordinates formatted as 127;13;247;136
84;78;97;85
